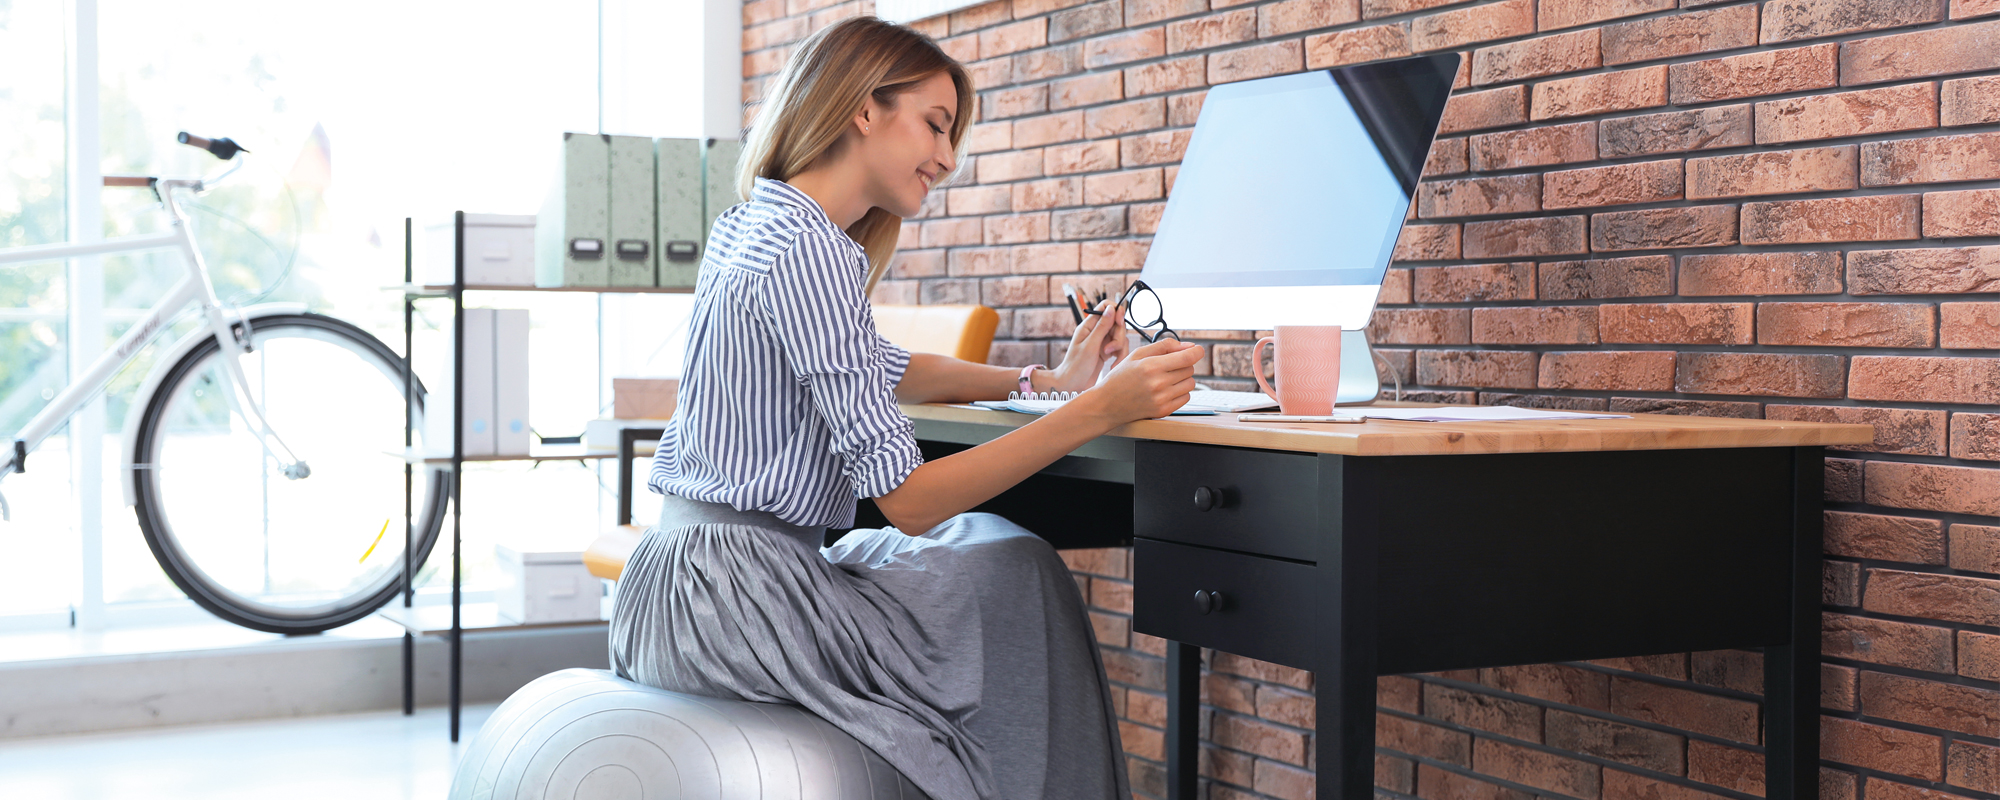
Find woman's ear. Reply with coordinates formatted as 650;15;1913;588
854;106;872;136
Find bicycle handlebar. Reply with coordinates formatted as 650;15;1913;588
178;131;247;161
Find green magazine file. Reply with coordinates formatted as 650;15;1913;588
535;132;610;287
608;135;658;287
703;138;743;248
656;138;704;289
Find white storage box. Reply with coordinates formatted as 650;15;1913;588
495;542;602;625
427;214;537;286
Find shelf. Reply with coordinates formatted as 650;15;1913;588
374;601;608;637
409;283;695;296
391;443;618;464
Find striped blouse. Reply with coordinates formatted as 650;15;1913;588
646;178;922;529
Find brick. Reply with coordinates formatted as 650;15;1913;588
1601;303;1753;345
1867;462;2000;518
1602;769;1732;800
1425;683;1543;740
1670;43;1838;104
967;122;1014;154
1861;670;2000;738
1044;140;1119;175
1944;75;2000;126
1609;397;1762;418
1539;255;1672;299
1473;738;1600;798
1601;5;1758;66
1415;764;1532;800
1013;45;1083;84
1470;122;1596;171
1124;57;1205;98
950;0;1012;33
984;213;1051;246
947;186;1012;217
1863;131;2000;186
1051;0;1122;42
1824;509;1948;562
1687;145;1857;200
1473;306;1599;344
1592;654;1687;679
1122;131;1190;168
1078;239;1148;271
1418;175;1541;218
1956;523;2000;573
1083;98;1163;137
980;276;1049;307
1743;194;1921;245
1479;392;1611;411
1942;302;2000;349
1762;0;1946;43
1966;630;2000;682
1691;649;1763;694
1824;663;1860;710
1591;205;1739;251
1082;169;1162;204
1167;91;1205;125
1601;105;1754;158
1393;223;1462;262
1416;262;1535;302
1826;458;1863;502
742;0;785;25
1949;739;2000;794
1166;8;1255;53
1543;159;1683;210
921;219;983;249
983;85;1049;121
1125;0;1206;25
1013;241;1083;273
1840;17;2000;86
1417;350;1538;388
1257;684;1314;728
1764;302;1938;349
1426;137;1470;177
1362;0;1477;18
1927;188;2000;237
1767;404;1947;455
1676;352;1845;397
1084;28;1164;68
1053;206;1126;239
1824;612;1955;670
1378;714;1473;765
1755;83;1938;145
1305;22;1413;69
1851;356;2000;404
1961;0;2000;18
1050;72;1123;110
1532;66;1669;121
1129;200;1165;233
1208;40;1303;84
1862;779;1983;800
1258;0;1360;38
1539;0;1674;31
869;279;917;305
1481;664;1610;710
1011;176;1081;210
1379;755;1417;794
1688;742;1764;796
1412;0;1534;52
888;249;948;280
1370;308;1471;344
1213;713;1308;765
979;18;1047;58
1013;112;1083;149
1956;413;2000;460
1609;677;1760;743
1851;246;2000;294
1013;0;1092;15
1438;85;1528;135
1680;252;1842;296
1472;29;1599;86
1463;216;1587;258
1376;269;1414;305
1540;351;1676;391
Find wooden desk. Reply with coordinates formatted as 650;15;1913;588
885;403;1872;800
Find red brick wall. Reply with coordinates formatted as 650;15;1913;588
740;1;2000;798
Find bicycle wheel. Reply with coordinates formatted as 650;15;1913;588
132;312;451;634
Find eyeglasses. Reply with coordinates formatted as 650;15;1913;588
1072;280;1179;344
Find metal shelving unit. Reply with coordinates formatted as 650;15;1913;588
389;212;692;740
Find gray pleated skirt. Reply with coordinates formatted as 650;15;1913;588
608;494;1130;800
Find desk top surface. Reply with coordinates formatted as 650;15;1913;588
902;402;1874;457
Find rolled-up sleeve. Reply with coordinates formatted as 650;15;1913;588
760;233;923;499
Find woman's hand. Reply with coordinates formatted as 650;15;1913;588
1075;338;1205;424
1045;298;1131;393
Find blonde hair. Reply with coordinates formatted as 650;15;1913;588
734;16;974;294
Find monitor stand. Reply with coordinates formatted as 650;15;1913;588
1336;329;1387;405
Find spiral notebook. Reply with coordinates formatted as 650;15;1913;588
970;392;1219;416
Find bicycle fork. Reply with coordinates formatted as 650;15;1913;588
203;304;311;481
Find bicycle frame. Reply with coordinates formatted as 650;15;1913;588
0;173;310;510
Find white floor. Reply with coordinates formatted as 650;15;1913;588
0;703;499;800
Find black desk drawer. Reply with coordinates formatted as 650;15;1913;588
1134;441;1320;561
1132;538;1316;671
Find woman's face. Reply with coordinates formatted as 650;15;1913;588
855;71;959;219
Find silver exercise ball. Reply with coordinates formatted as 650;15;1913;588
450;669;927;800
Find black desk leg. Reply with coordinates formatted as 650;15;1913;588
1166;641;1201;800
1767;446;1824;800
402;632;414;715
1317;456;1380;800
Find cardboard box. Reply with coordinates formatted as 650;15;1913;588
612;378;678;420
496;542;601;625
425;214;536;286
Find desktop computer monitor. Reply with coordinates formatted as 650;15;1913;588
1138;53;1459;333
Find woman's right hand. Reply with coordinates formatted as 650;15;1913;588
1082;338;1205;424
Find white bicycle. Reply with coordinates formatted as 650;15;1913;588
0;133;448;634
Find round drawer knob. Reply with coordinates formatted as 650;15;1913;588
1193;589;1224;615
1193;486;1217;511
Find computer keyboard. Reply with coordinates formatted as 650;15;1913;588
1186;389;1279;412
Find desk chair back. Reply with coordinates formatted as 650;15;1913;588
871;303;998;364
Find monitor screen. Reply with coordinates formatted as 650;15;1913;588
1139;54;1457;331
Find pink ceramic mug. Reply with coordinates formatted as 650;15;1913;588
1252;325;1344;416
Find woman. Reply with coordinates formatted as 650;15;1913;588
609;15;1206;800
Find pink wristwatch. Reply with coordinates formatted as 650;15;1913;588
1018;364;1045;395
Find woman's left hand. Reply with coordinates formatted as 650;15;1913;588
1046;298;1130;393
